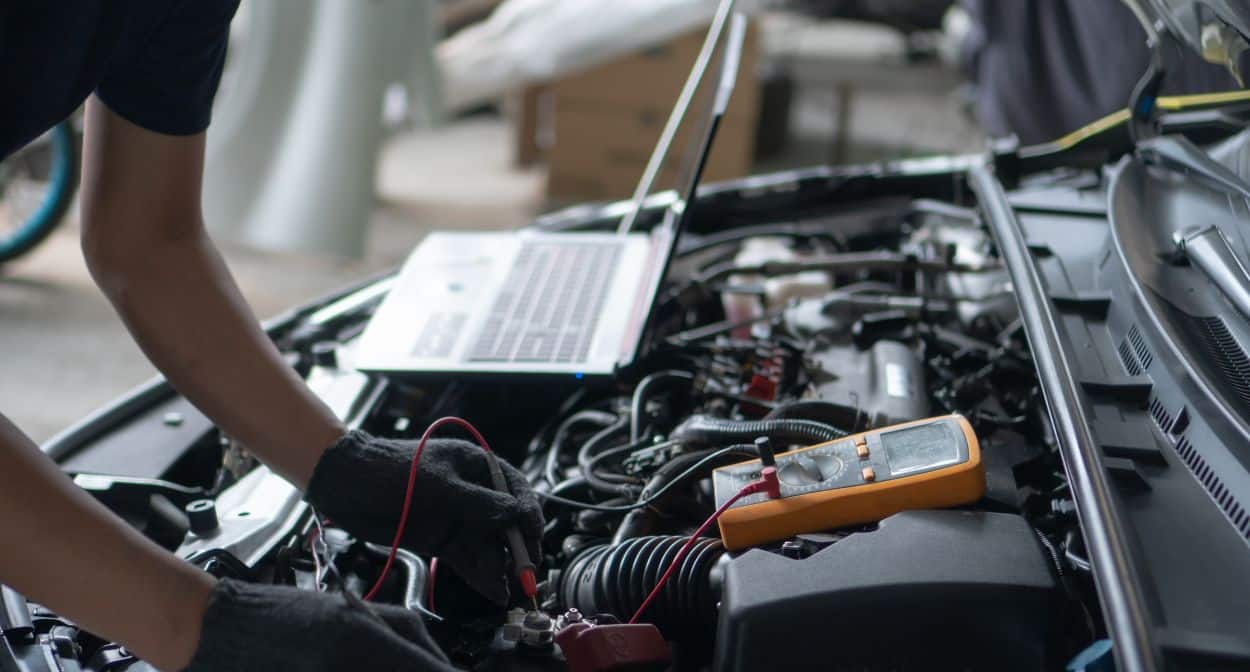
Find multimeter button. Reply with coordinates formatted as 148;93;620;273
855;442;870;460
861;466;876;482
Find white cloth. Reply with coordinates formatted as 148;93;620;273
438;0;761;111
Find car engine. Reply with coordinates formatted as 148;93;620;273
13;190;1106;671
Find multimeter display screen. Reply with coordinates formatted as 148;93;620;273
882;422;961;476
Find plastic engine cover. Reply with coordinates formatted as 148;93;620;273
714;510;1059;671
808;340;929;428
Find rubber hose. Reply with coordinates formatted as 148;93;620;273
545;410;619;485
613;450;715;543
764;400;865;433
582;441;647;496
576;417;630;477
536;475;592;504
631;371;695;442
672;415;847;446
612;446;754;544
560;536;725;637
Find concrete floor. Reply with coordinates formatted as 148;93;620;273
1;23;983;443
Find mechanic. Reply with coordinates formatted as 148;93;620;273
1;4;541;671
962;0;1242;144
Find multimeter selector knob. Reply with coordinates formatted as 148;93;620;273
778;454;841;486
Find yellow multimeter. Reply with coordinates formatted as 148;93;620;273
713;414;985;550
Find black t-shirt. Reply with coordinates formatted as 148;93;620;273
0;0;240;160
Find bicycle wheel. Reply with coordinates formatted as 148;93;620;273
0;122;78;263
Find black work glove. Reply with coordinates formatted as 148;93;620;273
306;430;543;605
185;578;453;671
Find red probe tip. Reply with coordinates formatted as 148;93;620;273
519;568;538;599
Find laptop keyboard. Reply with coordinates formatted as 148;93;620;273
467;240;622;363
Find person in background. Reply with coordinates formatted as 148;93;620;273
962;0;1242;144
1;4;541;670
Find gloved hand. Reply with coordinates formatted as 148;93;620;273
185;579;453;671
306;430;543;605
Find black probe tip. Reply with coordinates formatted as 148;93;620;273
754;436;776;468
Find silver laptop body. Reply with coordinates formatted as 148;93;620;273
355;228;660;376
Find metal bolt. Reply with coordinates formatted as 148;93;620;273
1051;500;1078;517
780;540;805;559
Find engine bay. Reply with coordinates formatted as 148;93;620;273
18;188;1110;671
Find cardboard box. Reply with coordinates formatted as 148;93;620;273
543;23;760;202
511;83;551;167
547;104;755;201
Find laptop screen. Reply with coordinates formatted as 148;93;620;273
666;11;748;262
615;0;745;236
622;10;748;364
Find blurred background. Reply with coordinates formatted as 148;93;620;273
1;0;990;442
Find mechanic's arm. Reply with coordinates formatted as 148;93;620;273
78;97;543;605
0;414;215;669
78;98;344;488
0;415;453;671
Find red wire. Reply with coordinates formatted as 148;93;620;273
628;480;766;624
364;417;493;602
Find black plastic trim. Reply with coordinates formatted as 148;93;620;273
970;164;1159;672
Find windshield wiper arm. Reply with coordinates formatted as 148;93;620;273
1175;225;1250;322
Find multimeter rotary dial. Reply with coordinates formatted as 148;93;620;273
777;453;844;486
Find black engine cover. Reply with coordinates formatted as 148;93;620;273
714;510;1059;671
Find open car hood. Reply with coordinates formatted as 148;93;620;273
1127;0;1250;79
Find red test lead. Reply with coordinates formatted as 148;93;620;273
628;473;779;625
484;447;539;607
365;416;537;605
554;473;779;672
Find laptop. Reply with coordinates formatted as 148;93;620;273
355;1;746;378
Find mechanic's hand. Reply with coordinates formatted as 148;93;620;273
305;430;543;605
185;579;452;672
